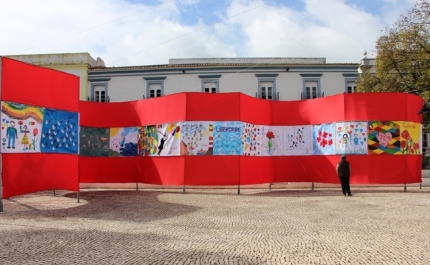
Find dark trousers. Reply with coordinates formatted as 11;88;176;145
339;177;351;195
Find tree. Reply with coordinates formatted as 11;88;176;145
357;0;430;101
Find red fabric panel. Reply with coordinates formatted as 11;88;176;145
306;95;345;124
79;157;139;183
272;100;308;125
346;155;407;184
140;157;185;186
2;154;79;198
1;57;79;112
240;93;272;125
79;101;141;127
184;156;240;185
134;93;187;125
344;93;410;121
186;92;240;121
274;156;313;183
309;156;342;184
240;156;274;185
405;156;422;183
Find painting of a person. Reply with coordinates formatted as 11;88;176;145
20;125;30;150
157;132;168;155
6;121;18;149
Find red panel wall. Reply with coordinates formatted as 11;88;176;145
79;157;139;183
1;57;79;111
185;156;240;186
186;92;241;121
1;57;80;198
1;57;425;199
139;156;185;186
2;154;79;198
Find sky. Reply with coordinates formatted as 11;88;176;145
0;0;417;67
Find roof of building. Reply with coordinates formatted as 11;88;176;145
89;59;360;72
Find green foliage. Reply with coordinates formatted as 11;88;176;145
357;0;430;101
422;155;430;169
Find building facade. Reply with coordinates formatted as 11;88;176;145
87;57;360;102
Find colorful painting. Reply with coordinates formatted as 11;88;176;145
283;125;313;155
242;123;261;156
1;102;44;153
259;126;283;156
181;122;213;155
313;123;335;155
156;123;181;156
40;108;79;154
79;127;110;156
213;121;243;155
335;122;367;154
397;121;421;155
109;127;138;157
368;121;401;155
137;125;158;156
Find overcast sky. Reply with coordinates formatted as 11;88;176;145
0;0;416;66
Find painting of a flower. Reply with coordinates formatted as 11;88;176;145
266;131;275;153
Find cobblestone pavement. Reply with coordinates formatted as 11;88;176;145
0;187;429;265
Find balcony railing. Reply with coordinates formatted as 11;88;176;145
301;92;324;100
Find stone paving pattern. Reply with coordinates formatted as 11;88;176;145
0;187;429;265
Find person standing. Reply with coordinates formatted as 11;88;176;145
336;155;352;196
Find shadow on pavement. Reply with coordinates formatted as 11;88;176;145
1;190;201;223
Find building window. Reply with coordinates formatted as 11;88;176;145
305;81;318;99
144;77;166;98
343;74;358;94
424;133;430;149
94;85;107;102
199;75;221;93
89;78;110;102
347;81;357;93
256;74;278;100
204;82;217;93
260;81;274;99
300;74;322;99
90;83;108;102
148;83;162;98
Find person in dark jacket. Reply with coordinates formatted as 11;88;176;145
336;155;352;196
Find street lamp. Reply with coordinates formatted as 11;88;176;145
418;102;430;126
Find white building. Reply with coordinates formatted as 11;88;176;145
87;57;360;102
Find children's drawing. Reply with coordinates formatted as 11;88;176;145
40;108;79;154
259;126;283;156
368;121;401;155
1;102;44;153
181;122;213;155
397;121;421;155
137;125;158;156
110;127;138;156
283;125;313;155
156;123;181;156
313;123;335;155
242;123;261;156
335;122;367;154
213;121;243;155
79;127;110;156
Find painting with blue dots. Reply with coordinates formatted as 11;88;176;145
40;108;79;154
